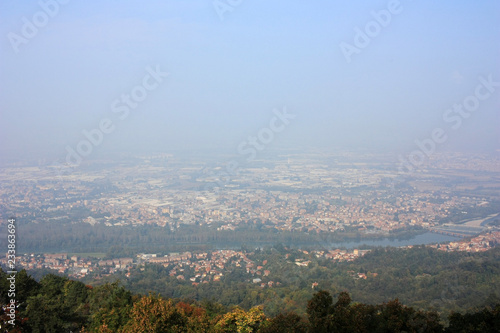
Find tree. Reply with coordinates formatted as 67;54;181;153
176;301;212;333
376;299;443;333
87;281;133;332
446;305;500;333
63;280;91;327
39;274;68;298
306;290;333;333
121;294;188;333
258;312;309;333
329;291;354;333
214;306;266;333
0;269;40;307
24;294;66;332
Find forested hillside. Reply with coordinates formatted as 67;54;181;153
1;269;499;332
88;246;500;319
1;246;499;332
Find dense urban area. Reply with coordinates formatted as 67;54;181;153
1;151;499;235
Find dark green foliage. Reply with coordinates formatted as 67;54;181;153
25;294;67;333
63;280;91;327
2;266;500;332
39;274;68;298
307;291;444;333
0;269;39;306
201;299;227;318
87;281;133;331
23;275;90;332
258;312;309;333
306;290;334;333
446;305;500;333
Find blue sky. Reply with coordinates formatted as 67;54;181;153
1;0;499;161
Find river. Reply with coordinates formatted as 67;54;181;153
325;232;461;249
214;232;461;250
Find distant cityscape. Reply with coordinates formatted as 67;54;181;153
1;151;499;237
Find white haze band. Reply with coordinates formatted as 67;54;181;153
398;74;499;174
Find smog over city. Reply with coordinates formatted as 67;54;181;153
0;1;499;331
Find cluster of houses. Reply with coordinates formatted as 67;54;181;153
430;231;499;252
5;253;136;279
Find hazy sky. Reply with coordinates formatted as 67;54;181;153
1;0;499;162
